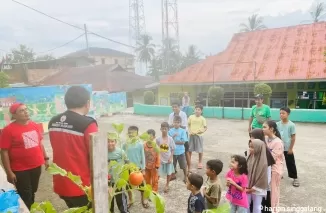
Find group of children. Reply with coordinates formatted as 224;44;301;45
107;105;296;213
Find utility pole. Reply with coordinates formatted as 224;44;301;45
84;24;90;57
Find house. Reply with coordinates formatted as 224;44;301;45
39;64;157;107
159;22;326;109
2;56;94;84
65;47;135;72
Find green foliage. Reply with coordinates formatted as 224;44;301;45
0;71;9;88
144;90;155;105
254;83;272;105
239;14;267;32
31;123;165;213
207;86;224;106
203;203;230;213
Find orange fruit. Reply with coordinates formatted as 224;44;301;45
129;171;144;186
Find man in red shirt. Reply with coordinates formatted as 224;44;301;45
48;86;98;208
0;103;49;209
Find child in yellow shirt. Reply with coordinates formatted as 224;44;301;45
188;105;207;170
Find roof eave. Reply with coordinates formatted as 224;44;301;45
160;78;326;86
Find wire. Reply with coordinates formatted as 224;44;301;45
11;0;135;48
35;33;85;55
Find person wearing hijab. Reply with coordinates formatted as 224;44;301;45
247;139;269;213
250;129;275;213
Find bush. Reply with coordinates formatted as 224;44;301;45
0;71;9;88
144;91;155;105
207;86;224;106
254;83;272;105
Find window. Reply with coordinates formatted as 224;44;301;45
101;58;105;64
114;59;118;64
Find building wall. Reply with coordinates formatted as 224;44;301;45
92;55;134;72
158;82;326;108
134;103;326;123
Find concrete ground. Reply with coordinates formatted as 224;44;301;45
36;114;326;213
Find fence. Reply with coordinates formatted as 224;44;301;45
134;103;326;123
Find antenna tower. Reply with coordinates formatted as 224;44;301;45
162;0;179;73
129;0;146;47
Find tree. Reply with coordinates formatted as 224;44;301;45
180;45;201;70
239;14;267;32
254;83;272;105
310;2;325;22
8;44;35;63
136;34;156;68
159;38;182;74
0;71;9;88
148;57;162;81
144;91;155;105
207;86;224;106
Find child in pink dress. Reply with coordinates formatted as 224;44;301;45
225;155;249;213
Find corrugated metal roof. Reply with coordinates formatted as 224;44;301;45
161;22;326;84
40;64;156;92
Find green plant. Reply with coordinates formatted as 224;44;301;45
203;203;230;213
31;123;164;213
0;71;9;88
207;86;224;106
254;83;272;105
144;91;155;105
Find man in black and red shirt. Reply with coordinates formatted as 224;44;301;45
0;103;49;209
48;86;98;208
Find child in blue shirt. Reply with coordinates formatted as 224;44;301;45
123;126;147;209
169;115;188;183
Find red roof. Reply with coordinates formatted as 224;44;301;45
161;22;326;84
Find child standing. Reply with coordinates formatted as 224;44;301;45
156;122;175;193
186;173;206;213
203;159;223;210
188;105;207;170
247;139;269;213
108;135;129;213
276;107;299;187
123;126;147;209
168;115;188;183
263;121;284;212
144;129;160;192
225;155;248;213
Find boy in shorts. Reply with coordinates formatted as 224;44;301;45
186;173;206;213
188;105;207;170
168;115;188;183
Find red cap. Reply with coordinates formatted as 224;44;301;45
9;103;24;114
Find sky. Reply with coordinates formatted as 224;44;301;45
0;0;319;59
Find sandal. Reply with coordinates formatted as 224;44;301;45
293;179;300;187
142;201;150;209
197;163;203;169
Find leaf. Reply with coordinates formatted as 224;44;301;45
120;168;129;181
107;132;118;140
108;160;118;169
116;179;128;190
154;194;165;213
112;123;124;134
203;203;230;213
63;206;88;213
139;132;151;141
67;172;83;186
142;184;152;199
30;201;56;213
47;163;67;176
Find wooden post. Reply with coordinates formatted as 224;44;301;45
90;132;109;212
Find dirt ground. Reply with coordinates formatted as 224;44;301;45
35;114;326;213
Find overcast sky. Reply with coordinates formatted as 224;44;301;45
0;0;318;59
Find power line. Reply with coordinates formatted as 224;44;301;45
11;0;135;49
35;33;85;55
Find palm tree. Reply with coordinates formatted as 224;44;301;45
239;14;267;32
180;45;201;69
159;38;181;74
135;34;155;68
311;2;325;22
148;57;161;81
